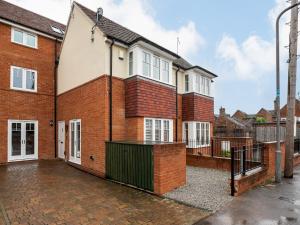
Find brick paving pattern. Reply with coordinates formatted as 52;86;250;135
0;160;209;225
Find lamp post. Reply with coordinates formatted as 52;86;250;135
275;2;300;183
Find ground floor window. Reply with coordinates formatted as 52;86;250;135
183;122;210;147
144;118;173;142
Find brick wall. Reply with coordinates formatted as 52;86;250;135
125;76;176;119
153;143;186;195
0;22;58;163
182;92;214;122
57;75;127;176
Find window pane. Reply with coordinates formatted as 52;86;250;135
155;120;161;142
206;123;210;145
11;123;21;156
201;123;205;145
26;71;35;90
13;68;23;88
13;30;23;44
196;123;201;145
163;120;169;142
145;119;153;141
129;52;133;75
162;61;169;83
196;75;201;93
153;56;160;80
143;52;151;77
26;123;35;155
185;75;189;92
201;77;205;94
26;33;36;48
184;123;189;145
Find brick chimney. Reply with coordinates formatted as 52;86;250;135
220;107;226;116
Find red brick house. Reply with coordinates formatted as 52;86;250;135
56;2;217;176
0;0;65;163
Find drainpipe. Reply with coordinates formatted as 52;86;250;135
175;67;180;142
109;39;115;142
54;39;58;158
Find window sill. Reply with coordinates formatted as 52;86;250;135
10;88;37;93
11;41;38;50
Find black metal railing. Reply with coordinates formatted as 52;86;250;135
230;143;264;196
294;138;300;154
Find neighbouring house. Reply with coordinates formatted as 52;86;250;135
232;110;248;121
214;107;252;137
0;0;65;163
56;2;217;193
256;108;275;123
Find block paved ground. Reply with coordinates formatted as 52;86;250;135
0;160;209;225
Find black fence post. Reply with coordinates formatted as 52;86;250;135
231;146;235;196
211;139;214;158
242;146;246;176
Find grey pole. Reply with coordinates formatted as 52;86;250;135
275;2;300;183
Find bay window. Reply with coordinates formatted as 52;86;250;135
185;73;211;97
183;122;210;147
144;118;173;142
11;66;37;92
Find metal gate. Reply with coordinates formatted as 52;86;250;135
105;142;154;192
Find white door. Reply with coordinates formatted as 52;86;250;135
69;119;81;164
58;121;65;159
8;120;38;162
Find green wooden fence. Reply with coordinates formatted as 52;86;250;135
105;142;154;192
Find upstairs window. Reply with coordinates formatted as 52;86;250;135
153;55;160;80
189;74;211;97
129;52;133;75
12;28;37;48
142;52;151;77
162;60;169;83
11;66;37;92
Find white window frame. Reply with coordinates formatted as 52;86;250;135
184;73;211;97
11;28;38;49
144;118;173;142
69;119;81;165
183;121;210;148
142;51;151;77
10;66;37;92
153;55;160;80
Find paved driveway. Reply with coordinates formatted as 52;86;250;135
0;160;208;225
197;165;300;225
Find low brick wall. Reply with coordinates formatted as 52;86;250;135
233;142;285;196
294;154;300;166
187;154;231;171
153;143;186;195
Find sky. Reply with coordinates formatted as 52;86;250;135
6;0;300;114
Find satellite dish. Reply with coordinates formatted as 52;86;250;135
96;7;103;22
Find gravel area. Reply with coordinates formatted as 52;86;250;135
164;166;233;212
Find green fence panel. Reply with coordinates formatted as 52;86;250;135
105;142;154;192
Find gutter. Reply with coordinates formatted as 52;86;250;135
109;39;115;142
175;67;180;142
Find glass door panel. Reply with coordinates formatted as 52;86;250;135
25;123;35;155
11;122;22;156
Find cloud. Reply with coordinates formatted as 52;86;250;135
6;0;205;59
216;0;291;81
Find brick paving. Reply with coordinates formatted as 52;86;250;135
0;160;209;225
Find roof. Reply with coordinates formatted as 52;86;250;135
75;2;218;77
0;0;65;39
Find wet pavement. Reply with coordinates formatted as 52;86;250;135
0;160;209;225
197;165;300;225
